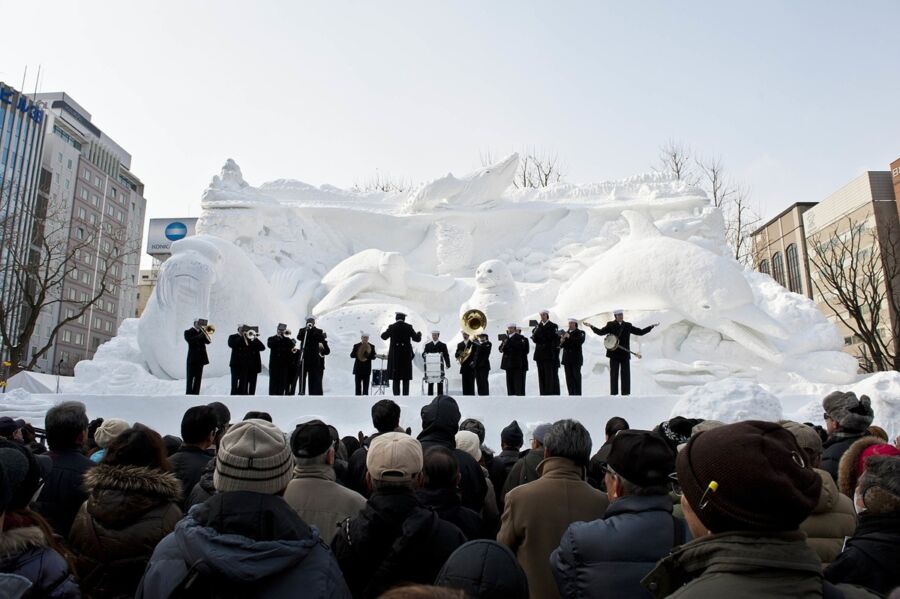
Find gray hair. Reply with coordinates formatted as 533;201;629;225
615;474;670;497
544;419;592;466
45;401;89;450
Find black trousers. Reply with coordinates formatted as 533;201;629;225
287;363;299;395
355;373;369;396
186;363;203;395
246;371;259;395
460;368;475;396
610;357;631;395
475;368;489;396
392;378;410;396
427;381;445;396
268;366;287;395
230;367;245;395
564;364;582;396
505;369;525;396
536;361;560;395
300;369;324;396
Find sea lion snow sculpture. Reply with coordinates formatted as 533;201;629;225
461;260;524;326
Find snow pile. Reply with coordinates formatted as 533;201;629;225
670;379;784;423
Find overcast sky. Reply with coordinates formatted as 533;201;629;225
4;1;899;264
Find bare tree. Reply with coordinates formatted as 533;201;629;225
694;154;760;265
808;218;900;372
481;147;564;188
655;139;698;184
0;183;138;375
351;171;411;193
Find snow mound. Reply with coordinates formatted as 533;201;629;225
671;379;784;423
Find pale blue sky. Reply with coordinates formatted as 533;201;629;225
3;1;898;230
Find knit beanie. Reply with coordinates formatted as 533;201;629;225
455;430;482;462
857;455;900;515
93;418;130;449
501;420;524;448
677;420;821;532
655;417;703;451
837;436;896;497
214;419;293;494
532;423;552;446
0;439;41;510
822;391;874;432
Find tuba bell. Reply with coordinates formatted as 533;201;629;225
458;309;487;364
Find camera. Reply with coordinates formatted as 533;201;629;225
498;333;508;341
528;319;538;327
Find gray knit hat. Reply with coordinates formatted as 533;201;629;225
822;391;874;432
214;419;293;494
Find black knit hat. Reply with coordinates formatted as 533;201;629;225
291;420;333;458
655;417;703;451
607;430;675;487
677;420;821;532
501;420;524;448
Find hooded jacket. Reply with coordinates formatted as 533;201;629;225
417;396;488;512
69;464;182;598
551;494;689;599
0;514;80;598
136;491;350;598
641;531;879;599
825;513;900;595
435;539;529;599
283;463;367;543
799;468;856;566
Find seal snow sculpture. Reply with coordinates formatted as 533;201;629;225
461;260;524;326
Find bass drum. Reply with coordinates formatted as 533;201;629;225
603;334;619;351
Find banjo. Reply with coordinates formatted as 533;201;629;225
603;333;642;359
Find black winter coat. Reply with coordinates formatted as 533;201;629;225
331;487;466;598
381;321;422;380
825;513;900;595
228;334;265;372
821;432;866;481
33;449;95;538
267;334;295;369
187;458;217;509
589;321;654;360
168;445;214;508
560;328;586;367
416;487;484;541
531;320;560;363
473;341;492;371
0;519;80;598
499;334;528;371
488;449;521;509
456;340;475;371
184;327;210;365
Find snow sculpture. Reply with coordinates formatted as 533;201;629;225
138;235;296;379
461;260;524;326
404;154;518;213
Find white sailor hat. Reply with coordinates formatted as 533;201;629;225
360;331;370;337
431;330;440;335
539;309;550;315
567;317;578;323
506;322;517;328
613;308;624;315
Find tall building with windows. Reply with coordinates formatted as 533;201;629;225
0;82;48;362
27;92;146;374
752;203;816;298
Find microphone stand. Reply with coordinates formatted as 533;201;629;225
297;327;309;395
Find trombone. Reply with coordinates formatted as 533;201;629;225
202;323;216;342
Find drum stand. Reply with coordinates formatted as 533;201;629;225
372;354;388;395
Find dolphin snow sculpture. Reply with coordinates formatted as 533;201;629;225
554;210;787;360
403;153;519;213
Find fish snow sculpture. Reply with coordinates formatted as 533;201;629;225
555;210;788;360
403;153;519;213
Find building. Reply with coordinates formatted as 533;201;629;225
27;92;147;375
135;217;198;317
136;268;158;317
0;82;48;364
752;202;817;299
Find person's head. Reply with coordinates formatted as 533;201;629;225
867;425;889;442
604;416;630;442
44;401;89;451
604;430;675;500
93;418;130;451
162;435;182;457
435;540;529;599
613;309;624;322
654;416;703;452
372;399;401;433
676;420;821;540
454;430;482;463
854;455;900;516
237;324;244;334
462;331;470;340
501;420;524;450
780;421;824;469
531;423;551;450
567;318;578;331
180;405;218;447
837;436;900;497
396;312;406;322
0;439;43;510
290;419;335;467
431;331;440;342
459;418;486;444
207;401;231;429
423;446;459;491
539;310;549;323
243;411;272;422
366;431;423;492
214;419;293;495
822;391;874;435
103;424;171;471
0;417;23;443
543;419;592;467
305;317;315;328
361;333;370;342
420;395;461;439
342;435;361;457
505;324;515;335
379;586;468;599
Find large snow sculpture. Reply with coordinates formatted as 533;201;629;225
404;153;519;213
461;260;524;326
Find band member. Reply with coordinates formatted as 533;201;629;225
381;312;422;396
473;333;492;396
560;318;586;396
267;323;294;395
184;319;210;395
243;327;265;395
500;323;528;396
519;326;530;391
423;330;451;396
455;332;476;396
297;317;329;395
531;310;561;395
586;309;658;396
227;325;248;395
350;332;377;396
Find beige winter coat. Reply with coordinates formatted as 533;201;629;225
283;463;366;543
800;468;856;567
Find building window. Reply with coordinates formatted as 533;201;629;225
80;189;88;200
77;207;86;220
83;167;90;179
62;330;72;343
67;288;76;300
92;194;99;206
759;259;770;275
772;252;785;287
95;175;101;187
67;158;72;170
786;244;802;294
74;333;84;346
76;227;85;239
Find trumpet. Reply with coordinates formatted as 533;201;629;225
284;329;293;337
202;323;215;341
244;330;257;341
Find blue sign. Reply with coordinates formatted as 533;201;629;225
0;83;44;125
165;221;188;241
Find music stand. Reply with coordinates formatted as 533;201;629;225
371;353;388;395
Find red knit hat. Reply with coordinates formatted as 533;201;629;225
857;443;900;476
677;420;822;532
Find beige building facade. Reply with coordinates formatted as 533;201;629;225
752;202;817;299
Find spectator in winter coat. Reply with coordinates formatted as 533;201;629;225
416;446;484;540
69;424;182;598
32;401;95;538
0;440;81;598
435;540;529;599
821;391;875;481
551;430;687;599
781;421;856;566
489;420;524;509
455;430;499;536
137;419;350;598
417;395;488;513
167;405;217;506
642;421;878;599
825;455;900;595
347;399;403;497
502;423;551;499
837;435;900;498
283;420;366;541
89;418;129;464
331;432;466;598
498;419;609;599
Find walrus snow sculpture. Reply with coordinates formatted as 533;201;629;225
138;234;296;379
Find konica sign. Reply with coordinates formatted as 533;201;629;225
147;218;198;256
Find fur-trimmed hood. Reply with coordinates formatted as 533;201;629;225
837;436;885;497
0;526;47;557
83;464;182;527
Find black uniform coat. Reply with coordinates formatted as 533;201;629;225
589;320;654;360
296;326;328;372
381;321;422;381
227;333;247;369
560;328;586;367
500;333;528;371
350;342;377;377
456;340;475;372
423;341;451;368
266;334;295;370
245;337;265;373
531;320;560;364
184;327;210;365
473;340;492;371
